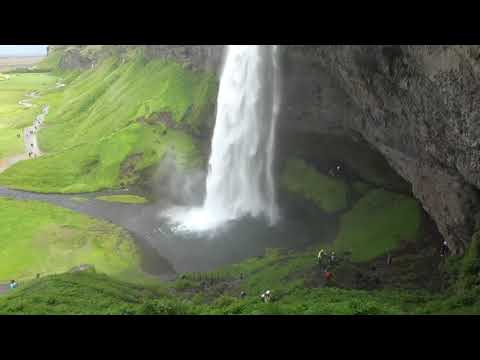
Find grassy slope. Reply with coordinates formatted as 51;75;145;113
281;158;348;213
96;195;148;204
2;242;478;315
0;197;144;282
0;51;217;193
0;73;58;158
334;189;422;262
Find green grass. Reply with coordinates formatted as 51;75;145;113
0;272;172;315
2;241;475;315
96;195;148;204
281;158;348;213
0;124;202;193
0;73;58;158
334;189;422;262
0;51;217;193
0;197;144;282
2;233;480;314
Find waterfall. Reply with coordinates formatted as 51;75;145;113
165;45;281;232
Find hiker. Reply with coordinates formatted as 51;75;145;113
334;163;343;177
441;241;449;257
10;280;17;289
330;251;336;265
317;249;326;265
240;291;246;298
260;290;272;303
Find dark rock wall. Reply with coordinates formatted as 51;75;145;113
282;45;480;254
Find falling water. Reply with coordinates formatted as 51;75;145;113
165;45;281;232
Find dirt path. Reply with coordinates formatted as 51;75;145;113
24;104;48;158
0;104;48;175
0;154;28;173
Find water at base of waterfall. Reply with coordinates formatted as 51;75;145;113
163;45;281;234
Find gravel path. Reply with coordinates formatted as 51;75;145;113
0;104;48;175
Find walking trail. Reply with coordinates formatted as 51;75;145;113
0;100;49;174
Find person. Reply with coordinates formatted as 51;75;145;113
36;273;40;279
330;251;336;265
335;163;343;177
240;291;246;298
10;280;17;289
260;290;272;303
441;241;449;257
317;249;326;265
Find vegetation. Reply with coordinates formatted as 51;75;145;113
334;189;422;262
96;195;148;204
0;197;145;282
281;158;348;213
0;50;217;193
0;73;58;159
2;238;480;315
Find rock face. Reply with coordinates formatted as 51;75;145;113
49;45;225;73
280;45;480;254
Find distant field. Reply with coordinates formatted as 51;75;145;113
0;56;45;72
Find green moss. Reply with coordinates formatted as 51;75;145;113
281;158;348;213
96;195;148;204
0;197;144;281
334;189;422;262
352;181;373;196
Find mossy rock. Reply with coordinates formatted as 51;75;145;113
334;189;422;262
281;158;348;213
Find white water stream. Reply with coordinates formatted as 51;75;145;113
165;45;281;232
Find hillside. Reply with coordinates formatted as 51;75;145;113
0;48;218;193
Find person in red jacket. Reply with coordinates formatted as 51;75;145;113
324;270;333;282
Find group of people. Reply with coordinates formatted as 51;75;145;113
260;290;273;303
317;249;337;283
317;249;337;268
328;163;344;178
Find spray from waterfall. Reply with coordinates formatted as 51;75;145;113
164;45;281;232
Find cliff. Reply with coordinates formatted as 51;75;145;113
281;45;480;254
